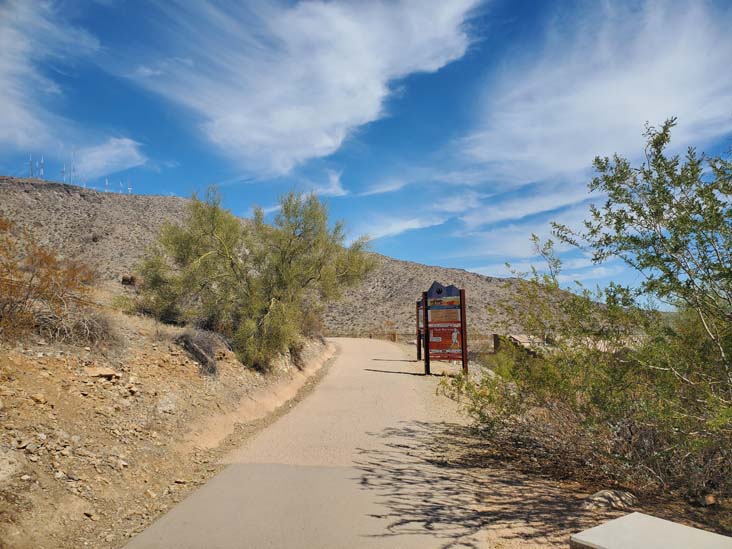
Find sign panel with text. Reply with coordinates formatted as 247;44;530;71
421;281;468;375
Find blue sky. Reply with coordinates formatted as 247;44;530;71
2;0;732;288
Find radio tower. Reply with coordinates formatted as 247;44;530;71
127;180;132;194
105;178;109;193
61;163;66;183
28;154;34;178
39;156;44;179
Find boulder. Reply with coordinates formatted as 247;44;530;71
583;489;638;510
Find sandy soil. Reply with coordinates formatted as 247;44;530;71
0;310;334;549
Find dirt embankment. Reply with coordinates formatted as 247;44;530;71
0;309;335;549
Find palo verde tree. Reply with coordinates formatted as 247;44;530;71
136;188;374;369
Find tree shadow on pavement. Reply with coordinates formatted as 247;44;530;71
354;421;617;548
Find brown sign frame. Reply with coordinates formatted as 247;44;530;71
419;282;468;376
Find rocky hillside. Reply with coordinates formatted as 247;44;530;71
0;177;521;335
0;177;188;282
324;254;522;336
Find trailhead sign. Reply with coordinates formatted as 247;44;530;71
417;281;468;375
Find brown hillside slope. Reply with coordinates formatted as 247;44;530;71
325;254;522;336
0;177;521;335
0;177;187;281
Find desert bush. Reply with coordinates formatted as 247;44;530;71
444;120;732;499
0;216;110;345
136;189;374;369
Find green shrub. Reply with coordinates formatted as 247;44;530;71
135;188;374;369
445;120;732;499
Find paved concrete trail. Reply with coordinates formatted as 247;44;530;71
126;338;485;549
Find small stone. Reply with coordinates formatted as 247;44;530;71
54;470;65;480
699;494;718;507
27;455;38;462
84;511;99;521
84;367;120;380
29;393;47;404
105;534;115;542
20;474;31;481
174;478;187;484
145;489;157;499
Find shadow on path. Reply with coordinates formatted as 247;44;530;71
364;368;427;377
354;421;616;548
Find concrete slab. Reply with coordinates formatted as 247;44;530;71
570;512;732;549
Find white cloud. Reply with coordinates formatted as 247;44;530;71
557;265;625;284
75;138;147;179
431;190;487;214
358;215;447;241
360;178;409;196
459;181;595;228
0;1;99;150
124;0;479;175
311;169;348;197
461;1;732;184
456;204;589;259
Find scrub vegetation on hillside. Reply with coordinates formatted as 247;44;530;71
444;119;732;506
135;189;374;369
0;216;111;345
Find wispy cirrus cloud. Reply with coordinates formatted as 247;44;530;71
0;1;99;150
0;1;149;179
460;1;732;185
311;169;348;197
357;215;447;241
359;178;409;197
433;0;732;284
75;137;147;179
123;0;479;176
459;181;595;229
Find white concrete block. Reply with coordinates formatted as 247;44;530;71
570;512;732;549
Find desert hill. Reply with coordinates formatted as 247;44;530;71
0;177;520;335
